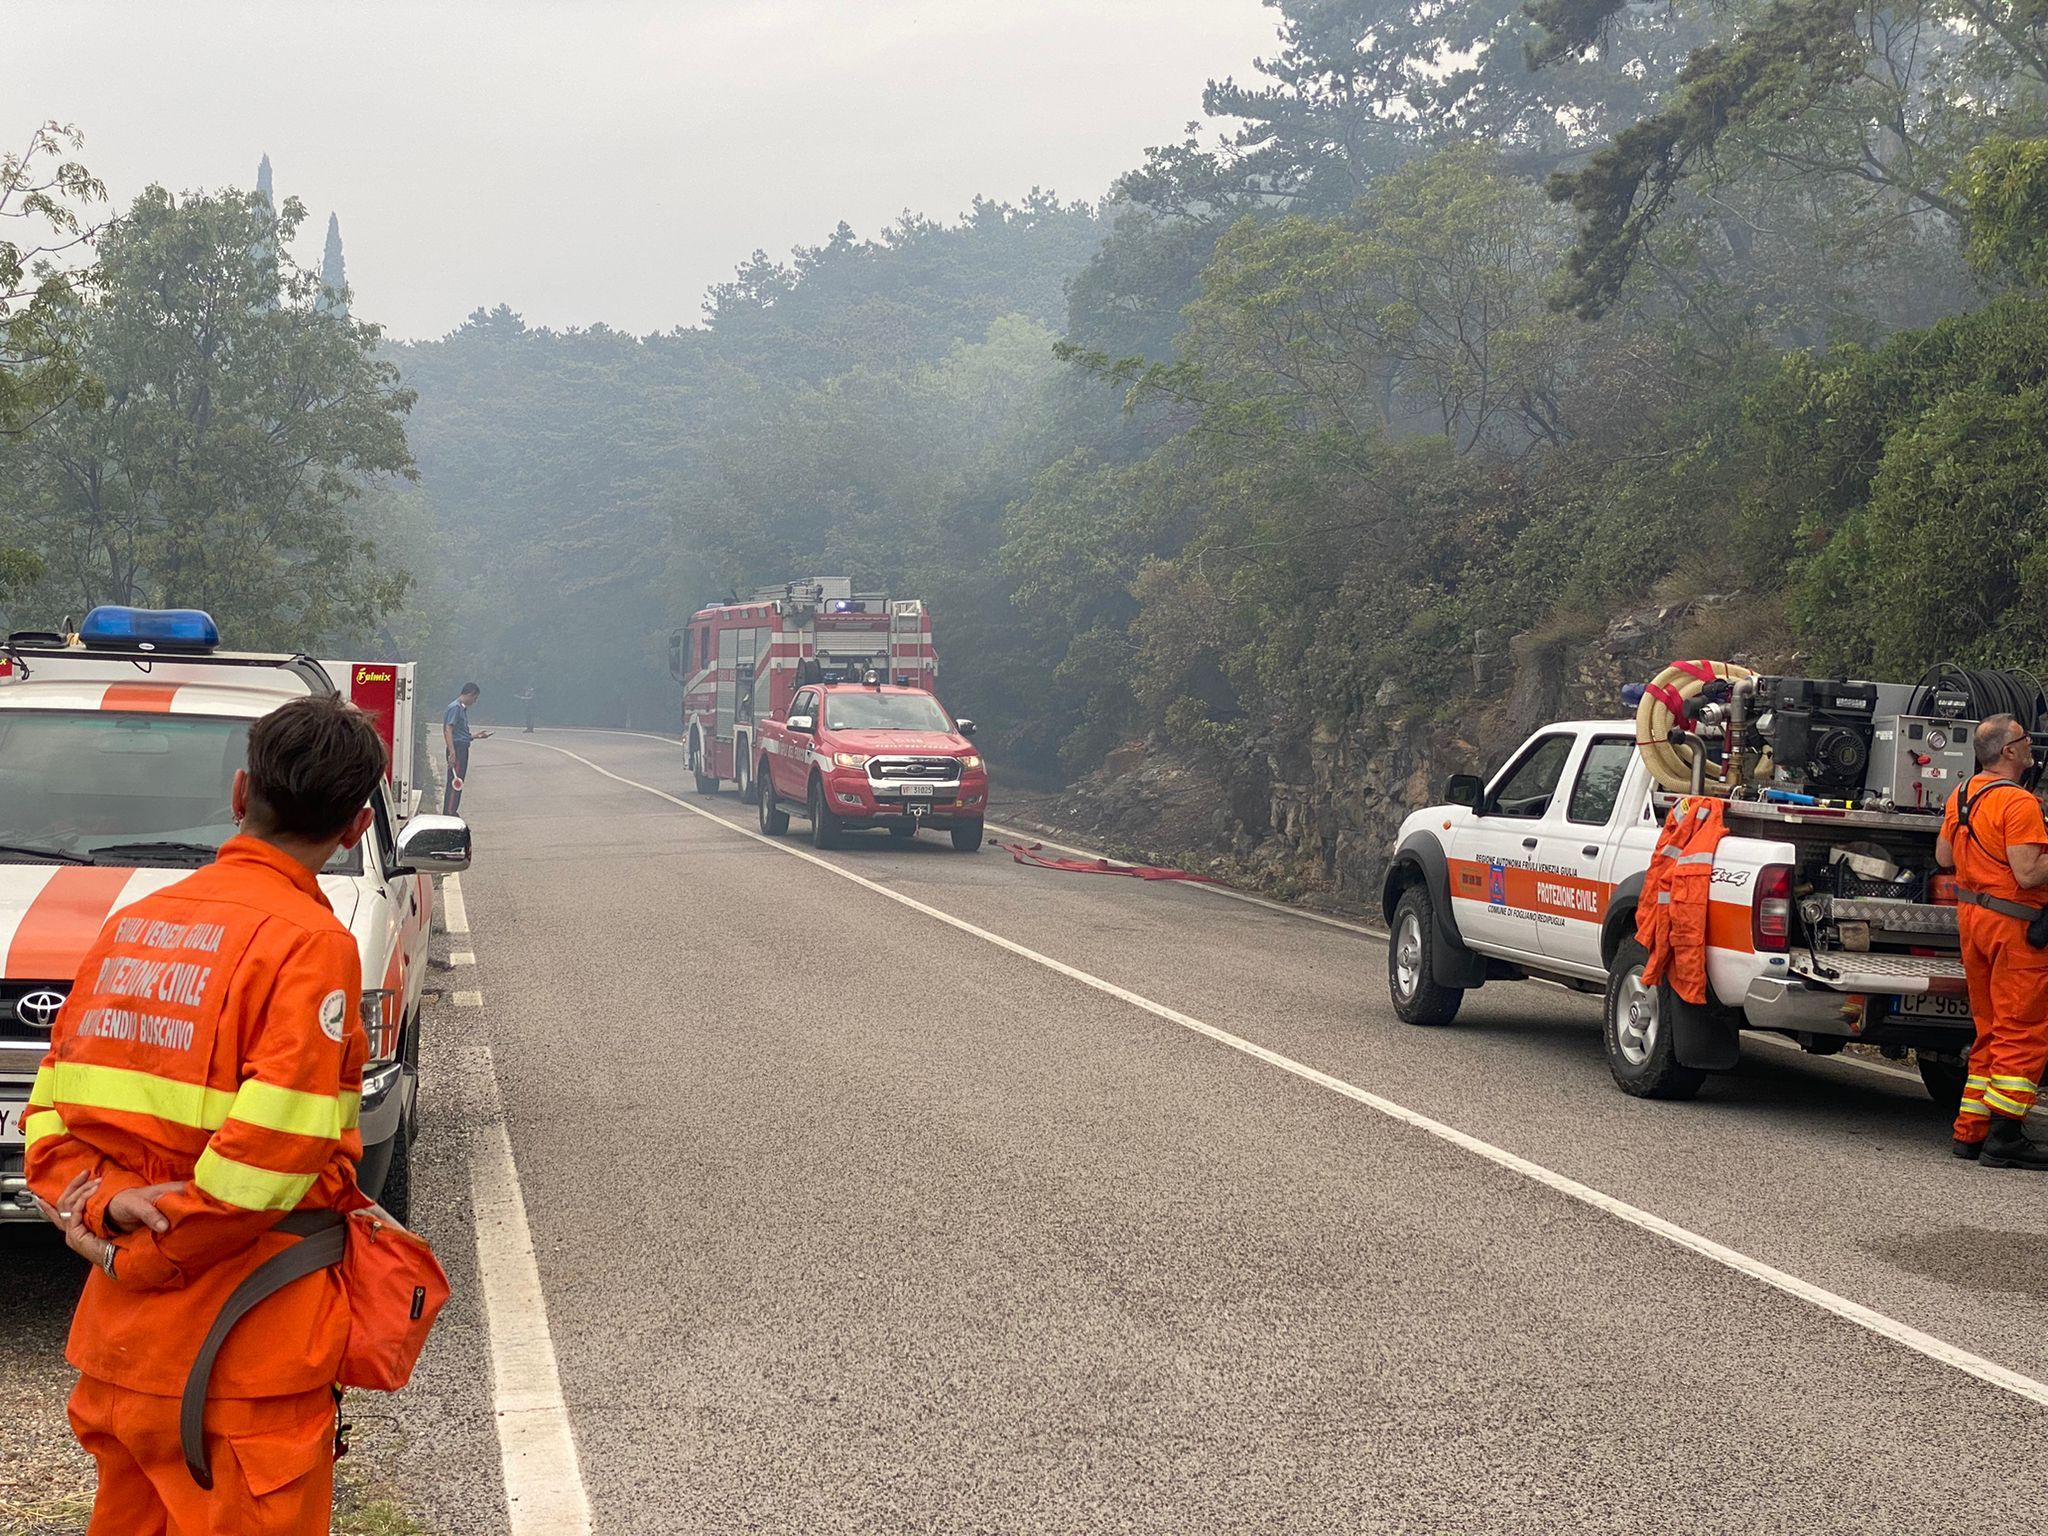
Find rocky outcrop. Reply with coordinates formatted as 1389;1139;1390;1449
1033;600;1772;915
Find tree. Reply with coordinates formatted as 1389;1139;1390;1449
318;212;348;315
0;184;416;646
0;122;105;436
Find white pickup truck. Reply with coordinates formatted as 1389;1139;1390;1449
1382;719;1973;1104
0;609;470;1221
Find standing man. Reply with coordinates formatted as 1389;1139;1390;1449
442;682;490;814
1938;712;2048;1167
25;694;387;1534
518;687;537;734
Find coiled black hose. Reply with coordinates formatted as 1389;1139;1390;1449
1908;663;2048;729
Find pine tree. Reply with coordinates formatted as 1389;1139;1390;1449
317;211;348;315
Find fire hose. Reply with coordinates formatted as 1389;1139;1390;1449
1001;842;1224;884
1634;659;1762;796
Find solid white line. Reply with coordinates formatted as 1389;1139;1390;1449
442;874;470;935
470;1029;594;1536
454;990;484;1008
516;734;2048;1413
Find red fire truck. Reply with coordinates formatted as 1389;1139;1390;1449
670;578;936;798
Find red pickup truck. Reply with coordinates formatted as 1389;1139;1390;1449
754;681;989;850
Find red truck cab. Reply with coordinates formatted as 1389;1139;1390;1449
755;680;988;851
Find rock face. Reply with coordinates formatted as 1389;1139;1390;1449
1042;602;1769;913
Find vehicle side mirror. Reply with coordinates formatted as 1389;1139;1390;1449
394;814;472;875
956;718;976;737
1445;774;1483;810
667;632;683;680
788;714;815;734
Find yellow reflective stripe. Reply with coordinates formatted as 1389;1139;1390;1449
341;1090;361;1132
22;1109;68;1149
28;1066;57;1108
1984;1089;2029;1115
226;1080;343;1141
1966;1075;1992;1088
1990;1076;2038;1091
51;1061;234;1131
1959;1100;1993;1116
192;1148;317;1212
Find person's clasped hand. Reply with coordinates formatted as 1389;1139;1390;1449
33;1173;177;1274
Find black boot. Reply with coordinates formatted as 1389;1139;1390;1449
1954;1135;1984;1160
1980;1118;2048;1170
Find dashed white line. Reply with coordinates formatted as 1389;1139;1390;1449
516;734;2048;1414
441;873;470;935
449;951;477;967
453;990;484;1008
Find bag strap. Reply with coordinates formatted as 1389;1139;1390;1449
1957;776;2025;844
180;1208;347;1489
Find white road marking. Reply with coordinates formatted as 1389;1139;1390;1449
442;873;470;935
470;1027;594;1536
454;990;485;1008
450;951;477;967
518;735;2048;1413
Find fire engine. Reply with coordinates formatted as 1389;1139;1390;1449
669;578;936;799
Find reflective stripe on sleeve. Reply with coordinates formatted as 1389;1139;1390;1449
225;1079;344;1141
192;1148;319;1211
22;1108;68;1149
28;1066;57;1108
341;1090;361;1132
51;1062;235;1131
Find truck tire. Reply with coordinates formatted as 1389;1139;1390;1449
1604;936;1706;1100
950;819;984;853
689;732;718;796
809;778;842;850
1389;884;1462;1026
373;1122;413;1226
758;770;789;836
1917;1052;1968;1114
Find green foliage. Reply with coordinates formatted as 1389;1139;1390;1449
1959;136;2048;286
0;122;105;437
0;182;415;647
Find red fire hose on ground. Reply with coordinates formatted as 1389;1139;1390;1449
1000;841;1225;884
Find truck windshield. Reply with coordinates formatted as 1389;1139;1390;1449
0;710;359;872
822;693;953;732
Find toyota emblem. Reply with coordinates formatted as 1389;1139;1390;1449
15;990;65;1030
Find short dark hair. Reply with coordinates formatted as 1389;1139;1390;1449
459;682;480;698
245;695;387;839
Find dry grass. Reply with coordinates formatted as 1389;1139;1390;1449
1669;592;1797;671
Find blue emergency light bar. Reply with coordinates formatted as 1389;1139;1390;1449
77;606;221;653
829;599;867;614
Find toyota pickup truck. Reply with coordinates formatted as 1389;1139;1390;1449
1382;719;1973;1105
0;608;471;1221
754;679;988;851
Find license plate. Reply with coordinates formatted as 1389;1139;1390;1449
0;1100;25;1146
896;784;934;798
1896;991;1973;1022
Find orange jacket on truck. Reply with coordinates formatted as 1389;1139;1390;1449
23;836;368;1397
1637;796;1731;1006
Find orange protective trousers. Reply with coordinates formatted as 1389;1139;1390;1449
1955;906;2048;1142
68;1376;335;1536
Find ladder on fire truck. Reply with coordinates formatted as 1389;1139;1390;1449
888;600;926;684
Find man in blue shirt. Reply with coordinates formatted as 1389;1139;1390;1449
442;683;490;814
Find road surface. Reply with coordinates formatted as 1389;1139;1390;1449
11;724;2048;1533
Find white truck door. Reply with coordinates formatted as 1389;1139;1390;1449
1451;730;1580;962
1534;732;1638;975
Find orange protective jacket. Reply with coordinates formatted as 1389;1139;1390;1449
1942;774;2048;1128
1637;797;1730;1006
23;836;368;1398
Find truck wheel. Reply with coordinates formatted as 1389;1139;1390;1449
373;1124;413;1226
689;733;718;796
1917;1052;1968;1114
950;819;984;853
758;771;789;836
1389;884;1462;1026
1604;936;1706;1100
809;778;842;850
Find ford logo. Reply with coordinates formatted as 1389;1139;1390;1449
15;989;65;1030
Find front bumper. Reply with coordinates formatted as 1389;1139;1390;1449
821;766;988;824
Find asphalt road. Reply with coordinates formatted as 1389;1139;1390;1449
12;725;2048;1533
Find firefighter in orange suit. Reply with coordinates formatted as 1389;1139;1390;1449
25;694;388;1534
1937;713;2048;1168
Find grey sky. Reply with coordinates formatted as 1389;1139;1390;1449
12;1;1278;340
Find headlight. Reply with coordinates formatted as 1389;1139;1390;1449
359;988;400;1063
959;754;983;771
833;752;870;769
